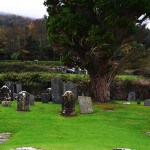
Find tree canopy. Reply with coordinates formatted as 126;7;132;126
44;0;150;102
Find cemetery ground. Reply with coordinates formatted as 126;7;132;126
0;101;149;150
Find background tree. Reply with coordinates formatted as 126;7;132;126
44;0;150;102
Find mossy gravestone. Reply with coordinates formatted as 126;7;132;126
1;85;11;107
17;91;30;111
61;91;75;116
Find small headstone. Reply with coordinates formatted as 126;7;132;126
145;131;150;136
5;81;14;100
78;96;93;114
17;91;30;111
45;87;52;101
144;99;150;106
15;147;42;150
64;81;77;98
30;94;35;105
127;91;136;101
16;83;22;93
51;77;64;104
1;85;11;107
41;93;50;103
61;91;75;116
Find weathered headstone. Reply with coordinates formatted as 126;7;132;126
30;94;35;105
0;85;11;107
51;77;64;104
61;91;75;116
144;99;150;106
17;91;30;111
0;132;12;144
78;95;93;114
41;93;50;103
5;81;14;100
16;83;22;94
64;81;77;98
127;91;136;101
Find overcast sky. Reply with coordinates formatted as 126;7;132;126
0;0;47;18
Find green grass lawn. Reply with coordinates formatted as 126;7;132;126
0;101;149;150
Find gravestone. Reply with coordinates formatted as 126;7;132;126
0;132;12;144
61;91;75;116
16;83;22;93
51;77;64;104
144;99;150;106
0;85;11;107
127;91;136;101
41;93;50;103
122;101;131;105
5;81;14;100
17;91;30;111
64;81;77;98
45;87;52;101
30;94;35;105
78;95;93;114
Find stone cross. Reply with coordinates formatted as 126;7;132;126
17;91;30;111
61;91;75;116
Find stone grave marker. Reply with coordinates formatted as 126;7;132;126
41;93;50;103
17;91;30;111
16;83;22;94
5;81;14;100
122;101;131;105
64;81;77;98
78;95;93;114
30;94;35;105
113;148;132;150
0;85;11;107
0;132;12;144
144;99;150;106
127;91;136;101
51;77;64;104
61;91;75;116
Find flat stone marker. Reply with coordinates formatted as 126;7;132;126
0;132;12;144
78;96;93;114
51;77;64;104
122;101;131;105
15;147;42;150
113;148;132;150
144;99;150;106
64;81;77;98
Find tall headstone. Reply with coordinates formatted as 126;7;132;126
144;99;150;106
78;95;93;114
16;83;22;94
64;81;77;98
17;91;30;111
0;85;11;107
127;91;136;101
51;77;64;104
61;91;75;116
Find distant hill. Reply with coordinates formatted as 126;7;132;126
0;11;33;27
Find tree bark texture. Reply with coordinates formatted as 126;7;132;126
90;75;110;102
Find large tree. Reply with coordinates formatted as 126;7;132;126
44;0;150;102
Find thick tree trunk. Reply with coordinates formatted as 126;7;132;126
90;74;110;102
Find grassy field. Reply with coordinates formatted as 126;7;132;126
0;101;149;150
